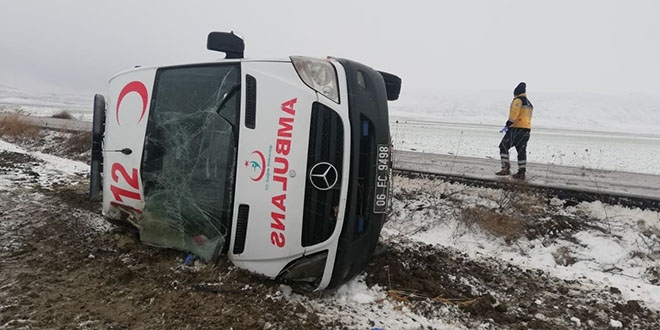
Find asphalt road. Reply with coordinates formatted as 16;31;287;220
394;150;660;209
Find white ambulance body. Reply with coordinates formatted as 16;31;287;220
90;32;401;290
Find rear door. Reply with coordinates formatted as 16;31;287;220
104;69;156;216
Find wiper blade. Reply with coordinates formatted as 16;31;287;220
216;83;241;114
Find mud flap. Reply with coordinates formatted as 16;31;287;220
89;94;106;200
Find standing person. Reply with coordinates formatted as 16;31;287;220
496;82;533;180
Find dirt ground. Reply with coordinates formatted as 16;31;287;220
1;130;659;329
366;239;659;329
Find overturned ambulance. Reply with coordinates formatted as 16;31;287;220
90;32;401;290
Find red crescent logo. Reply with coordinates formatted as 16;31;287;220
116;81;149;125
250;150;266;181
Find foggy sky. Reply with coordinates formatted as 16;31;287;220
1;0;659;96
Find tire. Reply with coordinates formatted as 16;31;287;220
89;94;106;200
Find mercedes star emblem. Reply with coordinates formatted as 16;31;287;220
309;162;338;191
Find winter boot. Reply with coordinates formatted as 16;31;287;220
495;168;511;176
512;169;526;180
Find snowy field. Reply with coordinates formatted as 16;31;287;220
2;85;659;175
390;120;660;176
0;84;92;121
1;87;659;328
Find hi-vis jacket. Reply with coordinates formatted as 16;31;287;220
508;92;533;129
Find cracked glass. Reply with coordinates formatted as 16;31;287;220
139;63;240;261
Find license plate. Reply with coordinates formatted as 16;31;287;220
374;144;391;213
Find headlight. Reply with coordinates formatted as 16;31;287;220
291;56;339;103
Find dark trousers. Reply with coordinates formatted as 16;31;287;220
499;127;531;170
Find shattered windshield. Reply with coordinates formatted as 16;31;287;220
139;64;240;261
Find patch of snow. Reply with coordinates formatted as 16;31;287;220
385;175;660;312
285;275;471;330
0;139;88;191
609;319;623;328
570;316;581;326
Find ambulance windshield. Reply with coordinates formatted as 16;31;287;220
139;63;241;261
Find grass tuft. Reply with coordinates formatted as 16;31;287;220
65;131;92;155
462;205;525;243
52;111;75;120
0;114;41;139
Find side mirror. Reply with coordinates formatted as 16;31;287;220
207;31;245;59
378;71;402;101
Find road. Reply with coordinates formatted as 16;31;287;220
394;150;660;209
0;113;92;132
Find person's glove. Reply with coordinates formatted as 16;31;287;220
500;120;513;133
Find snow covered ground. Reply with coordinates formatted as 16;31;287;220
1;87;659;328
2;137;658;329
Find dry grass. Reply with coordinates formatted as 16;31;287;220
1;113;91;162
39;131;92;163
0;114;41;140
511;192;547;217
65;131;92;155
52;111;74;120
552;246;577;266
462;205;525;242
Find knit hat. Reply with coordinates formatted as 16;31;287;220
514;82;526;96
